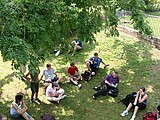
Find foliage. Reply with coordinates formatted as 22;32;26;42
143;0;160;11
0;0;152;73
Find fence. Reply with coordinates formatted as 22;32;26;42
117;10;160;50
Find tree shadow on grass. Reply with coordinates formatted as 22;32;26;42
44;42;97;67
112;37;156;95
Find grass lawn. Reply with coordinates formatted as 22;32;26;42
120;15;160;37
146;11;160;16
1;31;160;120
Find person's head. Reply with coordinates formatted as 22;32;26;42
52;82;59;90
94;53;98;58
139;87;145;93
46;64;51;70
70;62;75;68
112;71;118;78
15;94;23;104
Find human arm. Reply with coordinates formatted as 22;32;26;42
101;61;109;66
24;72;31;82
133;91;140;105
138;93;148;103
12;103;27;115
40;75;43;81
157;110;160;120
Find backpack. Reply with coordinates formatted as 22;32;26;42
81;70;92;81
108;88;119;97
119;92;137;106
41;113;55;120
143;112;157;120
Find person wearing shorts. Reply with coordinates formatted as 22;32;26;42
121;87;148;120
10;94;34;120
68;36;82;56
46;82;66;103
67;62;82;88
25;67;41;103
86;52;109;75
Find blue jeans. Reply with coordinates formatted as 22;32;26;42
11;112;32;119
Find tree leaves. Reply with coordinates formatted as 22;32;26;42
0;0;152;74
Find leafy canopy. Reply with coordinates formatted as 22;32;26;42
0;0;152;73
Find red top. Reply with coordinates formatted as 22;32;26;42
67;66;78;75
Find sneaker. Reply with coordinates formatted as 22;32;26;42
120;111;128;116
93;86;100;91
61;95;67;99
130;115;135;120
78;84;82;89
92;95;96;100
35;98;42;103
67;80;71;84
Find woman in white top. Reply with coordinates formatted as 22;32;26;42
10;94;34;120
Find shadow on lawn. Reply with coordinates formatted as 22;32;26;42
112;38;155;92
2;36;160;120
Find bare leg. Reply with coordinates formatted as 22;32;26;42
132;106;139;117
21;112;30;120
125;103;133;112
70;78;78;85
86;62;91;71
67;45;72;54
71;46;77;56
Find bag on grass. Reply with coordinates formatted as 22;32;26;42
119;92;137;106
41;113;55;120
108;88;119;97
143;111;157;120
81;70;92;81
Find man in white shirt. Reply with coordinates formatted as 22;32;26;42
46;82;66;103
40;64;60;88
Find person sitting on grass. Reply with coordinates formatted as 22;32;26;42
157;105;160;120
120;87;148;120
40;64;60;88
10;94;34;120
24;66;41;103
67;36;82;56
67;62;82;88
92;71;119;99
46;82;66;103
86;52;109;75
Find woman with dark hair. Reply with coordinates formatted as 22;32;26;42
10;94;34;120
120;87;148;120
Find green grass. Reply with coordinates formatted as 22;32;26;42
120;15;160;37
147;11;160;16
1;31;160;120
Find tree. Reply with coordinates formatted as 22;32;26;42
0;0;152;74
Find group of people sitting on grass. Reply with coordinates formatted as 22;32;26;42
8;37;160;120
